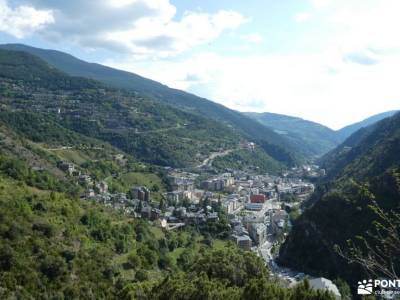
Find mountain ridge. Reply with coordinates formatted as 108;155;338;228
0;48;245;168
0;43;305;165
245;110;399;158
244;112;340;157
335;110;399;141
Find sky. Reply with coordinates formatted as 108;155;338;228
0;0;399;129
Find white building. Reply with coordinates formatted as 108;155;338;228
245;202;263;211
249;223;267;245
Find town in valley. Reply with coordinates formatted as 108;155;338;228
56;142;340;298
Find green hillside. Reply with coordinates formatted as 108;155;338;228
320;112;400;180
0;49;245;168
245;112;340;157
0;44;304;165
213;148;283;174
279;112;400;286
0;125;334;299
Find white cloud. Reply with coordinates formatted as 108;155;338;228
2;0;399;129
241;33;263;44
311;0;333;9
327;0;400;52
114;9;248;58
294;12;312;23
0;0;54;38
3;0;247;58
104;0;400;128
105;47;400;129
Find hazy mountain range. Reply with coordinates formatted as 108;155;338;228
244;111;398;157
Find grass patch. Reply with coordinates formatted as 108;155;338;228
168;247;185;264
120;172;164;189
106;172;166;201
213;239;230;250
48;148;90;165
150;226;165;240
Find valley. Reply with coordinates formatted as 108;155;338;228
279;112;400;298
0;44;398;300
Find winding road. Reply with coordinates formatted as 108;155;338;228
196;148;237;169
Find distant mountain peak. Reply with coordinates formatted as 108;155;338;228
336;110;399;141
244;111;340;157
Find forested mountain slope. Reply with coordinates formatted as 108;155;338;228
320;112;400;180
0;49;247;168
0;43;304;165
279;112;400;287
335;110;399;142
